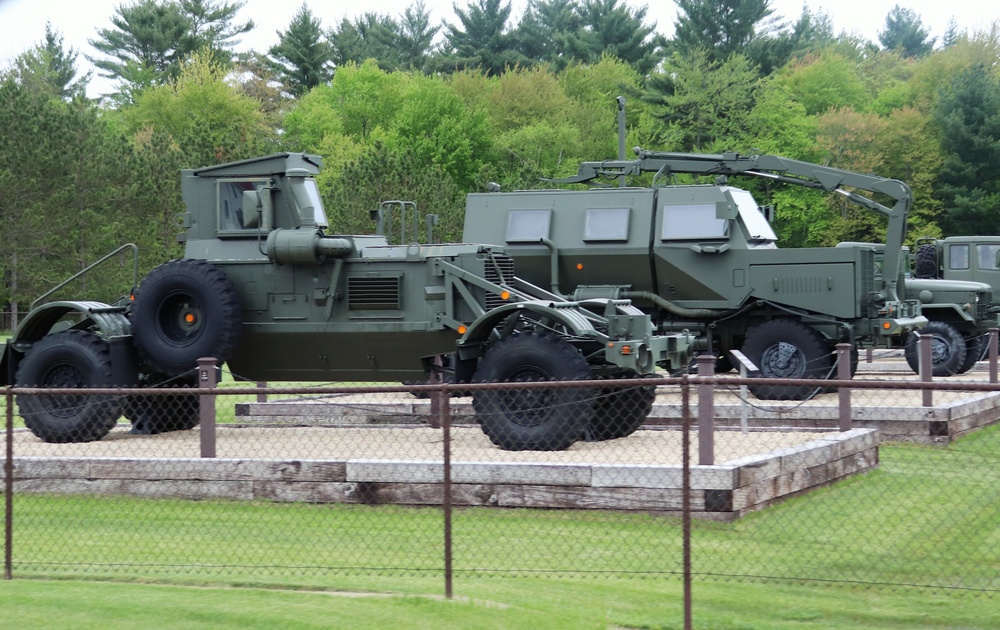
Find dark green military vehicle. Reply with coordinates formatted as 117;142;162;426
1;153;693;450
905;236;1000;374
463;148;934;399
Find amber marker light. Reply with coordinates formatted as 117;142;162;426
882;321;891;329
458;325;467;334
576;263;583;270
500;291;510;300
185;313;196;324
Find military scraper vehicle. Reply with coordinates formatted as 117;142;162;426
1;153;693;450
463;148;939;399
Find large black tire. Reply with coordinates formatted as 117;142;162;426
903;321;967;377
741;319;833;401
958;334;988;374
15;330;122;443
584;371;656;442
125;372;201;435
130;259;242;376
914;244;939;279
472;332;595;451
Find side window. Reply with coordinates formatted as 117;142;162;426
949;244;970;270
506;209;551;242
584;207;630;242
218;180;265;233
661;204;728;240
977;244;1000;270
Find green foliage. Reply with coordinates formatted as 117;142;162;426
9;23;90;101
88;0;253;103
439;0;527;76
0;76;174;318
573;0;662;76
283;60;406;150
121;50;275;166
559;55;644;162
775;50;870;116
642;50;762;151
672;0;772;58
878;5;935;57
323;142;465;241
330;13;403;72
934;61;1000;235
267;4;335;97
386;76;493;191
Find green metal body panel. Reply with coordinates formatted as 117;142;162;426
914;236;1000;329
463;178;916;357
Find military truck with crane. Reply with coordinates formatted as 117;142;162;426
463;147;950;399
1;152;694;450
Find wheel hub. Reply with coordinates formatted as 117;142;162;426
760;341;805;378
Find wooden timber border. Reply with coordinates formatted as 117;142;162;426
9;428;878;522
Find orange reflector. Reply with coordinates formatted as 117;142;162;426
576;263;583;270
621;345;632;355
129;294;135;301
607;342;614;348
500;291;510;300
882;321;891;329
458;325;467;334
185;313;196;324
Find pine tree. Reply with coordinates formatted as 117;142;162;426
268;4;335;97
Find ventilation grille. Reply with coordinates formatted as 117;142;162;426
485;254;516;310
348;276;401;310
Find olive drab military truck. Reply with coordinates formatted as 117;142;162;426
463;148;936;400
1;153;694;450
906;236;1000;373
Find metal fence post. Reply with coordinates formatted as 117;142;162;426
837;344;852;431
918;333;933;408
990;328;998;385
696;354;714;466
5;389;13;580
681;376;692;630
198;358;218;458
256;381;267;403
438;379;453;600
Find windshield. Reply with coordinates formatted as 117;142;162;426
727;187;777;243
303;179;328;228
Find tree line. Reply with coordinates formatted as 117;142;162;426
2;0;1000;327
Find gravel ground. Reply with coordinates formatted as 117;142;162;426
10;424;838;466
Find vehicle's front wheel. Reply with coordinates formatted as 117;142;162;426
16;330;122;443
741;319;833;400
903;321;967;377
472;331;594;451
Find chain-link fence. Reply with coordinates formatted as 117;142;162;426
3;344;1000;621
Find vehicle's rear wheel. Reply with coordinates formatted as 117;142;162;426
903;321;966;376
472;331;594;451
125;372;201;435
741;319;833;400
15;330;121;443
584;371;657;441
130;259;241;376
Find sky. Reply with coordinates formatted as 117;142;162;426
1;0;999;99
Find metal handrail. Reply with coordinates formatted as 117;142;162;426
30;243;139;311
